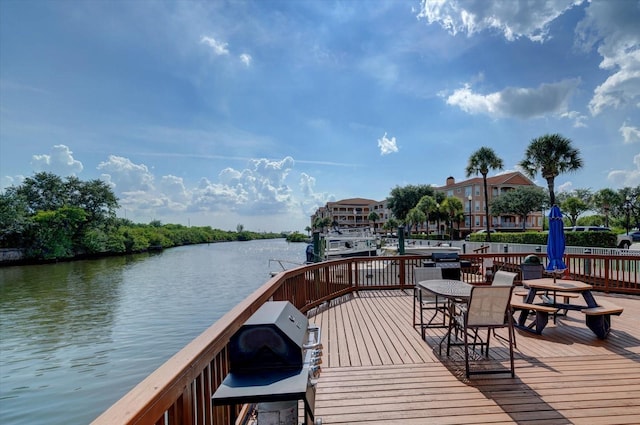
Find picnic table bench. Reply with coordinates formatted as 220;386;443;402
582;301;624;339
510;300;559;335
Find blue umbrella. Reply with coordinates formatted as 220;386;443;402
546;204;567;276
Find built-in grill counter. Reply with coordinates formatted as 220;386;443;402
424;252;466;281
212;301;322;425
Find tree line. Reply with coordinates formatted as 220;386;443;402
0;172;284;262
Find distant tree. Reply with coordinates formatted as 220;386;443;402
382;217;399;233
368;211;380;231
561;196;589;227
416;195;437;235
405;208;426;235
305;225;312;236
386;184;435;224
441;197;464;239
465;147;504;242
0;190;30;247
490;186;547;230
236;223;244;233
592;188;620;227
313;217;331;232
519;134;583;206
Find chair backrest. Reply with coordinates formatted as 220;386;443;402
466;285;514;327
413;267;442;284
492;270;517;286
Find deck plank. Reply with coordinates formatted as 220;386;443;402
311;290;640;424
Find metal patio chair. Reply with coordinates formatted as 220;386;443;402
491;270;517;286
453;285;515;378
412;267;446;338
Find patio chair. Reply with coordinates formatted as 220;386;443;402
453;285;515;378
413;267;445;337
491;270;517;286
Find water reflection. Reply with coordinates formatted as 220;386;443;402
0;239;305;425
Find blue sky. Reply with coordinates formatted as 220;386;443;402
1;0;638;232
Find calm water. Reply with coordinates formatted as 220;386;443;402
0;239;306;425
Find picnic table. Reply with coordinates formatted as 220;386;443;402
518;278;623;339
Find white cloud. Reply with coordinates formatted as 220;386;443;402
378;132;399;155
30;144;83;176
191;157;297;216
560;110;588;128
445;79;580;119
557;181;573;194
575;1;640;115
416;0;582;42
200;36;229;55
239;53;252;66
97;155;155;192
620;123;640;144
299;172;334;216
608;153;640;188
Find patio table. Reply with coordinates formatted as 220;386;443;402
418;279;472;355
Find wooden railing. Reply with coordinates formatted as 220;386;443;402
91;252;640;425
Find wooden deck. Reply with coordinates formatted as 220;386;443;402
310;290;640;424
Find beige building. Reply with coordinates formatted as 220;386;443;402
311;171;544;236
435;171;543;235
310;198;380;231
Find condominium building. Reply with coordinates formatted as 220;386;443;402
310;171;544;236
435;171;543;234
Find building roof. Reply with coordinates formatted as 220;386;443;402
327;198;380;205
435;171;536;190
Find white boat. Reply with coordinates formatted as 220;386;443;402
321;227;379;260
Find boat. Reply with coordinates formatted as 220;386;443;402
321;227;379;260
303;227;380;263
91;249;640;425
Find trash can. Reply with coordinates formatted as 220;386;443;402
521;254;543;280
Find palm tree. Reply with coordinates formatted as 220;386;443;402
442;197;464;240
406;208;426;236
465;147;504;242
416;195;437;236
368;211;380;233
519;134;583;206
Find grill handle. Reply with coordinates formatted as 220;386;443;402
303;324;322;350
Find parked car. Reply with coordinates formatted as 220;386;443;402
565;226;611;232
565;226;634;249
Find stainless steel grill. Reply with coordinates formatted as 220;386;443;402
212;301;322;425
431;252;462;280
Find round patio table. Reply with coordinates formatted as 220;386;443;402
418;279;472;300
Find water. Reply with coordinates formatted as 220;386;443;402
0;239;306;425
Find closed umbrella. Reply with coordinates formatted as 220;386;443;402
546;204;567;281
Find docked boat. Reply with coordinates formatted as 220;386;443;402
321;227;379;260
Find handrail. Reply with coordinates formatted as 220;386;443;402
91;252;639;425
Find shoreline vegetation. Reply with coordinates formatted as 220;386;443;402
0;223;290;267
0;171;300;267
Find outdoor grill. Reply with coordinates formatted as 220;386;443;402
431;252;462;280
212;301;322;425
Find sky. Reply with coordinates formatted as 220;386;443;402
1;0;639;232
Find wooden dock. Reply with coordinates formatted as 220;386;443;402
311;290;640;424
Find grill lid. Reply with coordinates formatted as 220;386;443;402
432;252;460;262
229;301;308;374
